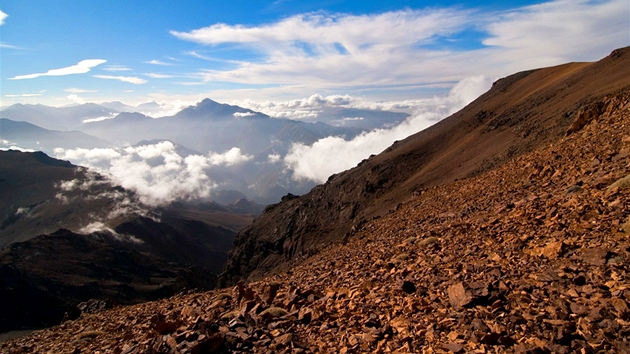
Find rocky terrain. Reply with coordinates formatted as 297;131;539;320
1;48;629;353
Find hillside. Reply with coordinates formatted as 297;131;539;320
0;151;240;332
0;118;111;160
222;47;630;283
2;48;629;353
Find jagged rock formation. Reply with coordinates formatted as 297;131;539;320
222;47;630;284
2;48;630;352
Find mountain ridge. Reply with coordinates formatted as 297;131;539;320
221;47;630;284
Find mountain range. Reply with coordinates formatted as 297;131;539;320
1;98;408;204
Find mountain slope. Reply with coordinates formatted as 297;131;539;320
0;118;111;154
0;103;118;131
0;151;240;332
222;47;630;283
3;48;630;353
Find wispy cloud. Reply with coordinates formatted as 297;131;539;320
65;87;97;93
9;59;107;80
93;74;147;84
170;0;628;93
145;59;174;66
144;73;173;79
186;50;231;62
103;65;132;71
0;10;7;25
0;43;24;49
5;93;43;97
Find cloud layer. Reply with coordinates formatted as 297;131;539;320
283;76;494;183
171;0;628;95
54;141;252;206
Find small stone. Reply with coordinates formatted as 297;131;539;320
274;333;294;347
581;248;608;266
447;282;473;309
528;241;565;259
418;237;438;247
442;342;465;353
610;298;629;318
260;307;289;319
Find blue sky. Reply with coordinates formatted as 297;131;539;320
1;0;628;112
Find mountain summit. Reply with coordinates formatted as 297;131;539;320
173;99;268;121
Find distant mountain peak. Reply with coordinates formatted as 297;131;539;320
175;98;268;121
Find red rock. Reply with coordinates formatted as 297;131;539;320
447;282;473;309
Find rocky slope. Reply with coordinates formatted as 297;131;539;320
222;47;630;284
2;50;629;353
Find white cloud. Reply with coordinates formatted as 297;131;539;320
103;65;132;71
138;96;207;117
172;9;472;87
54;142;253;206
169;1;627;95
5;93;42;97
208;147;253;166
82;114;117;123
187;51;223;61
10;59;107;80
233;111;255;117
0;10;7;25
481;0;630;72
65;87;97;93
284;75;493;183
0;139;36;152
0;43;23;49
145;73;173;79
145;59;174;66
67;94;85;104
93;75;147;84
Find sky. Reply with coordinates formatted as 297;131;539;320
1;0;628;112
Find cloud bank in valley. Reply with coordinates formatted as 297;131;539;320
54;141;252;206
283;76;494;183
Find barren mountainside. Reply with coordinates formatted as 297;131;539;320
222;47;630;284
